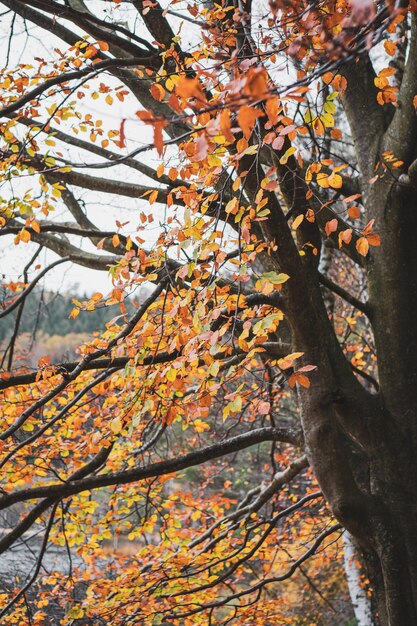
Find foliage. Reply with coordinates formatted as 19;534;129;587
0;1;417;625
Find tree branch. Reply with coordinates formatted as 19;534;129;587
318;272;369;316
0;427;301;509
0;57;157;119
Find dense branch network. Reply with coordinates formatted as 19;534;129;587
0;0;416;623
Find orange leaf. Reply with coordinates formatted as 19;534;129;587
338;228;352;248
384;40;397;56
348;205;361;219
296;374;311;388
148;190;158;205
325;218;338;237
219;110;234;143
237;105;262;139
362;219;375;236
327;173;343;189
176;75;206;104
38;355;51;368
150;83;165;102
356;237;369;256
136;111;167;156
119;118;126;149
367;234;381;246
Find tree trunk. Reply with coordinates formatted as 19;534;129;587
339;432;417;626
362;524;417;626
343;532;374;626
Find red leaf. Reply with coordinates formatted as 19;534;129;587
119;118;126;149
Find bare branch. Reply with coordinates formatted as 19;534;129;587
0;257;70;319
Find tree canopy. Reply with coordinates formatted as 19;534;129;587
1;1;417;624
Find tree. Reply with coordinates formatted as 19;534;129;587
0;0;416;624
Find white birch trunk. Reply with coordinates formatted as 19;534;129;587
343;531;373;626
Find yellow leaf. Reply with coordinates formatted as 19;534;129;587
316;172;329;188
328;173;343;189
292;214;304;230
20;229;31;243
110;416;123;434
243;144;259;155
69;307;80;319
225;197;238;214
279;146;296;165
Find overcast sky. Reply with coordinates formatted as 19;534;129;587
0;1;196;296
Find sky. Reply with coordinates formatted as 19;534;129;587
0;0;199;296
0;0;323;298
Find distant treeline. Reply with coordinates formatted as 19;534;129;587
0;287;134;342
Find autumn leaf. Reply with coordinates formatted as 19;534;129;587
347;205;361;219
348;0;376;25
325;219;338;237
110;416;123;434
288;372;311;388
38;355;51;368
356;237;369;256
191;134;209;161
258;401;271;415
237;105;262;139
150;83;165;102
97;40;109;51
176;75;206;104
136;111;167;155
384;40;397;56
279;146;296;165
292;214;304;230
117;118;126;149
338;228;352;248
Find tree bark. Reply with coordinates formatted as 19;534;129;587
343;531;374;626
